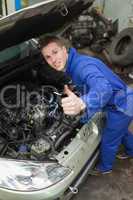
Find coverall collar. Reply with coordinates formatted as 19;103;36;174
66;47;77;74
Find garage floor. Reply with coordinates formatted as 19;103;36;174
73;77;133;200
73;158;133;200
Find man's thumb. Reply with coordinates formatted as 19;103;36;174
64;85;73;96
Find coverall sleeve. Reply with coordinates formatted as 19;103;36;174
76;61;113;114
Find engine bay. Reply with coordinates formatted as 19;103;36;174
0;55;82;161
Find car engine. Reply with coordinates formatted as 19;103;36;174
0;83;81;161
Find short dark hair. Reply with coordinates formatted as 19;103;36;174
39;35;66;50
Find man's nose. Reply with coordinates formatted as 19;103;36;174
51;56;56;64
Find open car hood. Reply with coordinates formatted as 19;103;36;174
0;0;94;51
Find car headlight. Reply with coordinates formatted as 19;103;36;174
0;159;72;191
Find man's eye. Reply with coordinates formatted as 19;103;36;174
46;56;50;60
53;50;58;54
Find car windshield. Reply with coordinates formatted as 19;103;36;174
0;41;32;65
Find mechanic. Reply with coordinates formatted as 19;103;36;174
39;35;133;175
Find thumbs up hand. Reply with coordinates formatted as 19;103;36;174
61;85;86;115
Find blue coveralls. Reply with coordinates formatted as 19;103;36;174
65;48;133;172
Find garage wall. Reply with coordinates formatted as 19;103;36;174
29;0;44;5
94;0;133;31
2;0;15;15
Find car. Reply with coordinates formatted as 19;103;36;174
0;1;105;200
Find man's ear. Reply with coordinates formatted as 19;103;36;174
62;46;68;54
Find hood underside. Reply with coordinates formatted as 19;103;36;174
0;0;94;51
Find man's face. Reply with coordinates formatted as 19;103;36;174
41;42;68;71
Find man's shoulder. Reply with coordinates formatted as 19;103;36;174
69;47;97;62
76;53;103;66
